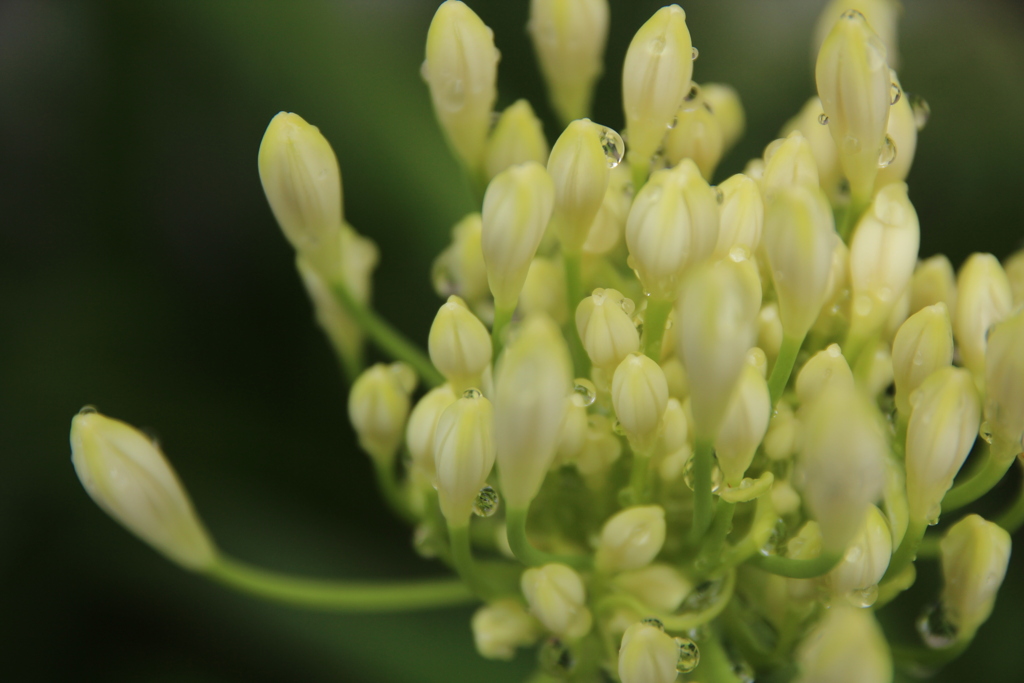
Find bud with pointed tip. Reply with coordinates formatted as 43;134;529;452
521;563;592;638
612;353;670;452
595;505;666;574
714;173;763;259
622;5;693;170
795;344;854;405
429;296;492;392
795;606;893;683
910;254;957;316
940;515;1011;641
520;257;569;324
781;97;843;200
433;392;497;524
433;213;490;305
891;303;954;417
70;410;216;570
576;288;640;372
618;621;680;683
481;162;556;312
613;563;692;613
813;0;901;70
954;253;1014;387
985;309;1024;461
406;384;458;477
583;164;632;255
548;119;613;252
715;363;771;486
761;130;820;194
348;363;417;467
875;70;916;189
423;0;499;172
702;82;745;151
664;94;725;180
484;99;550;181
472;598;540;661
827;505;891;600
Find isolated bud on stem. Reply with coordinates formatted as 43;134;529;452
795;606;893;683
484;99;550;181
954;253;1013;387
940;515;1011;641
472;599;539;661
595;505;667;573
433;392;497;524
521;563;592;638
528;0;610;124
576;288;640;372
622;5;693;170
715;363;771;486
761;130;820;193
423;0;499;172
612;353;669;452
910;254;957;315
795;344;854;405
618;621;681;683
891;303;954;417
827;505;891;603
985;309;1024;461
481;162;556;312
348;363;417;467
70;410;216;571
548;119;613;252
406;384;458;477
714;173;763;259
429;296;492;391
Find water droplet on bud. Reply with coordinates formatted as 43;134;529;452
979;421;994;444
572;379;597;407
847;584;879;608
642;617;665;631
675;637;700;673
890;81;902;106
817;112;829;125
910;94;931;131
78;405;99;415
878;135;898;168
472;485;500;517
917;602;959;649
597;126;625;168
691;46;699;61
462;388;483;400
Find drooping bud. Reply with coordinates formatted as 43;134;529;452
484;99;550;181
622;5;693;170
528;0;610;124
472;599;540;660
70;410;216;570
781;97;843;200
875;70;917;189
520;258;569;324
433;392;497;525
348;363;417;466
481;162;556;312
429;296;492;392
795;606;893;683
422;0;499;172
612;353;670;453
583;164;632;255
954;253;1014;387
891;303;954;417
576;288;640;372
795;344;854;405
715;363;771;486
761;131;820;194
713;173;764;259
939;515;1011;641
494;316;574;509
548;119;614;252
433;213;490;306
664;93;725;180
985;309;1024;461
909;254;957;316
827;505;891;603
595;505;667;573
618;621;681;683
521;563;592;638
701;82;745;152
406;384;458;477
676;258;761;438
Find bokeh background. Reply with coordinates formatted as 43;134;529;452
2;0;1023;680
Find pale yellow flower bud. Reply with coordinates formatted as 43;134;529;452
481;162;556;312
715;363;771;486
433;392;496;524
910;254;957;316
882;457;909;550
664;95;725;180
575;415;623;487
891;303;954;417
406;384;458;477
625;159;719;299
528;0;610;124
985;309;1024;461
764;402;799;462
1005;248;1024;306
815;8;892;202
702;82;745;151
348;363;417;466
813;0;901;70
422;0;499;172
494;316;573;509
433;213;490;306
576;288;640;371
763;185;839;340
556;400;589;464
864;341;895;398
772;479;802;516
622;5;693;168
548;119;613;252
940;514;1011;641
795;343;854;405
827;505;891;602
613;563;692;613
429;296;492;391
660;356;689;400
795;606;893;683
472;599;540;661
612;353;670;452
521;563;592;638
884;288;911;344
676;258;762;438
758;303;784;366
787;521;824;601
761;131;820;194
595;505;666;573
781;97;843;200
905;367;980;525
520;257;569;325
875;70;916;189
583;164;631;255
954;253;1014;386
70;410;216;570
484;100;550;181
714;173;764;260
657;397;690;460
618;622;680;683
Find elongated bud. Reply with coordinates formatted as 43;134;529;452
891;303;953;416
664;94;725;180
576;288;640;371
481;162;556;311
258;112;343;272
910;254;957;316
622;5;693;169
484;100;549;181
613;564;692;613
795;606;893;683
876;70;916;189
714;173;763;259
494;316;573;509
798;386;887;552
618;621;681;683
815;9;892;202
795;344;854;405
583;164;631;255
985;309;1024;461
429;296;492;391
905;367;980;525
814;0;900;69
676;258;761;439
422;1;499;171
70;410;216;570
1006;248;1024;306
521;257;569;324
940;515;1011;641
348;363;417;466
758;303;784;366
625;158;719;298
433;392;497;524
528;0;610;124
954;253;1014;387
548;119;614;252
782;97;843;200
612;353;669;452
763;185;838;340
827;505;891;602
521;563;592;638
595;505;666;573
715;363;771;485
702;83;745;152
433;213;490;305
406;384;458;477
761;131;820;194
472;599;540;660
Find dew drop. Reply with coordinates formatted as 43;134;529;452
910;94;931;131
538;637;575;678
817;112;829;126
890;81;902;106
979;421;994;444
728;246;750;263
713;185;725;204
847;584;879;608
666;114;679;130
648;36;666;55
572;379;597;407
675;637;700;673
642;617;665;631
925;503;942;526
78;405;99;415
620;297;636;317
841;8;865;21
597;126;625;168
878;135;897;168
473;485;500;517
760;518;787;556
691;46;699;61
462;388;483;400
684;83;701;102
612;419;627;436
917;602;959;649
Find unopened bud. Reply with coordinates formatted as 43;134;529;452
618;621;681;683
940;514;1011;641
429;296;492;391
758;303;784;366
954;253;1014;387
761;131;820;194
433;213;490;305
813;0;901;70
576;288;640;371
406;384;458;477
433;392;496;524
714;173;764;259
910;254;957;316
795;343;854;405
664;94;725;180
548;119;613;252
764;402;799;462
701;83;745;152
521;257;569;324
781;97;843;200
827;505;892;602
521;563;592;638
583;164;631;255
472;599;540;660
613;563;692;613
348;363;417;466
595;505;667;573
891;303;954;416
985;309;1024;461
875;70;916;189
715;363;771;485
484;99;549;181
795;605;893;683
612;353;670;452
575;415;623;487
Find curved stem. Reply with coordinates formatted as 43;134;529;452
767;334;802;407
448;523;497;600
505;506;592;570
883;518;927;582
995;460;1024;534
562;251;592;377
892;639;969;668
689;438;717;543
941;446;1013;513
332;283;443;387
698;630;744;683
205;554;473;612
641;297;673;363
873;562;916;610
491;304;515;360
747;551;841;579
719;493;777;572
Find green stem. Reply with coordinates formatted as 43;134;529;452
891;639;969;668
491;304;515;360
641;297;673;362
747;551;841;578
629;451;651;505
630;158;649;194
372;460;416;524
689;438;717;543
699;630;744;683
332;283;443;387
448;523;495;600
205;554;473;612
767;334;802;407
837;196;868;244
873;562;916;609
696;501;737;575
882;518;927;582
995;460;1024;534
505;506;592;570
562;251;592;377
941;447;1014;513
719;493;777;571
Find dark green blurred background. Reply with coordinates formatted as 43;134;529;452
1;1;1022;681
